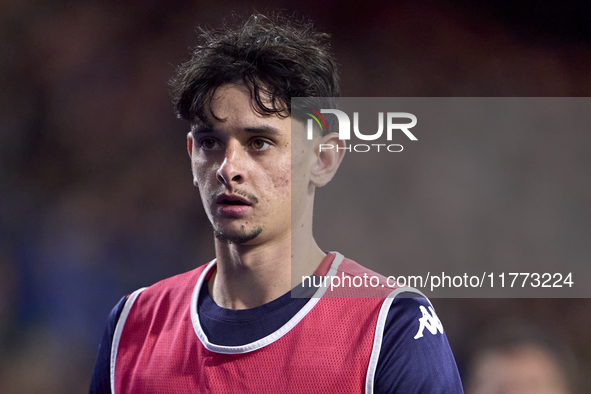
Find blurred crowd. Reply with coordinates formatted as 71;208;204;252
1;0;590;392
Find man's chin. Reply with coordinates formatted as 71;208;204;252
214;227;263;244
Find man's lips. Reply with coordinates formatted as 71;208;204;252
214;193;253;216
215;194;253;206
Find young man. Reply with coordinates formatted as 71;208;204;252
466;322;575;394
90;13;463;393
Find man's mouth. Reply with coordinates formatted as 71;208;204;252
216;194;252;206
214;193;253;216
221;199;247;205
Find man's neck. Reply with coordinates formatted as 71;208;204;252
208;228;324;310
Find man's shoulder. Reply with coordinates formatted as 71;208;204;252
113;261;214;335
375;295;463;393
134;261;213;302
337;255;402;287
329;254;424;298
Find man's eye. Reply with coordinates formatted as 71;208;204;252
199;138;220;150
251;139;271;151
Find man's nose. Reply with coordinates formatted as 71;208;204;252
217;140;245;186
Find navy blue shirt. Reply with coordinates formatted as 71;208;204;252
90;282;463;393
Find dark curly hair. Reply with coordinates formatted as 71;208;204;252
170;12;339;130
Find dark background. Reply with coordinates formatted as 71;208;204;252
1;0;590;392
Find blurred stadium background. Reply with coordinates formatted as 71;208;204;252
1;0;590;392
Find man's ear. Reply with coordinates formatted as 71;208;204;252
310;132;346;187
187;132;194;156
187;133;198;186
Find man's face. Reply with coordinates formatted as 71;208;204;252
188;84;311;245
468;346;570;394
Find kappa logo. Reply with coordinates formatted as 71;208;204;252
413;305;444;339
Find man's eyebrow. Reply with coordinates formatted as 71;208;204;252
190;124;281;136
191;124;213;134
243;125;281;135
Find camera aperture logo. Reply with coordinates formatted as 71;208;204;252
305;109;417;153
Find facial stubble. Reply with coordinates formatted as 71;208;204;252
214;226;263;244
210;189;262;244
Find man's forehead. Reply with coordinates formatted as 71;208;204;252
204;83;289;118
